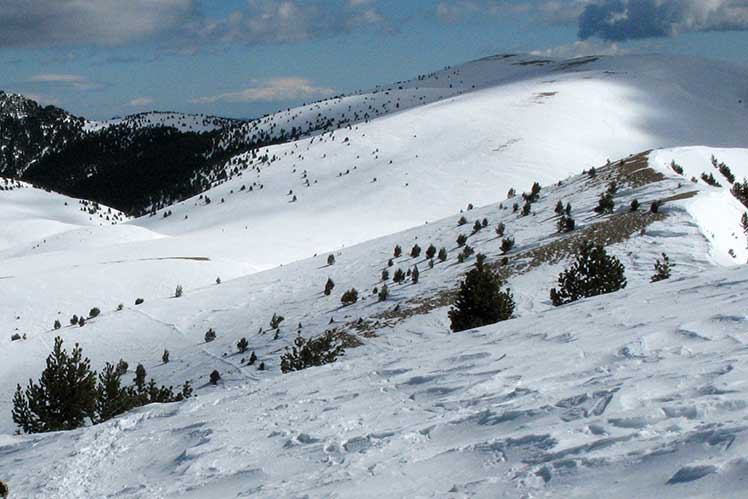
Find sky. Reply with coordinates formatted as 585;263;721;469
2;0;748;120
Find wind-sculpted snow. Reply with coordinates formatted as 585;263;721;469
2;263;748;498
0;53;747;497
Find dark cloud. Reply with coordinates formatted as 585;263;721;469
578;0;748;41
0;0;387;50
0;0;196;48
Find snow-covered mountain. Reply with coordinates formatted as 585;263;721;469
1;53;748;498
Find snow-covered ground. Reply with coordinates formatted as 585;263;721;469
1;53;748;498
136;54;748;270
3;258;748;498
84;111;240;134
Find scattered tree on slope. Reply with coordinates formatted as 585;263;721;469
449;255;515;332
550;241;627;306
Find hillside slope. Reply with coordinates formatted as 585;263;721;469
135;54;748;270
2;249;748;498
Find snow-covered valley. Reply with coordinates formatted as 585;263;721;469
1;53;748;498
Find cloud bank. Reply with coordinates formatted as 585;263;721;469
435;0;748;41
192;78;336;104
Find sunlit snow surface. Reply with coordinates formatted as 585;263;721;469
0;53;747;497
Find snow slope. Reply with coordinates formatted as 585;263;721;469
84;111;241;134
0;178;127;252
135;54;748;271
0;53;747;498
2;256;748;498
0;149;745;497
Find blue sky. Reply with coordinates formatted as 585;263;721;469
3;0;748;120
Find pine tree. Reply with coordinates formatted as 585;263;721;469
12;337;97;433
555;201;564;216
324;277;335;296
204;328;217;342
651;253;673;282
174;285;183;298
162;349;170;363
280;331;345;373
500;237;515;254
495;222;505;237
630;199;640;212
210;370;221;385
410;244;421;258
594;192;614;214
378;284;389;301
393;268;406;284
412;265;420;284
89;307;101;318
557;215;575;233
341;288;359;305
521;202;531;216
393;245;402;258
425;244;437;260
327;254;336;266
458;216;468;226
381;269;389;281
53;320;61;330
472;220;482;233
237;337;249;353
457;234;467;247
550;241;627;306
95;362;133;423
438;247;448;262
449;255;515;332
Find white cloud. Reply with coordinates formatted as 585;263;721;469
128;97;155;107
530;39;628;58
192;78;336;104
206;0;387;45
28;74;104;91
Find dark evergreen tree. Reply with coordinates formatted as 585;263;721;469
550;241;627;306
630;199;640;212
495;222;505;237
500;237;515;254
449;255;515;333
557;216;575;233
341;288;359;305
393;245;402;258
327;254;336;266
426;244;437;260
237;337;249;353
280;331;345;373
210;370;221;385
555;201;564;216
204;328;217;343
457;233;467;246
89;307;101;318
12;337;97;433
381;269;389;281
162;349;170;364
324;277;335;296
472;220;482;233
651;253;673;283
53;320;61;330
458;216;468;226
412;265;420;284
594;192;614;214
410;244;421;258
378;284;389;301
438;247;448;262
94;362;133;423
395;268;408;283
